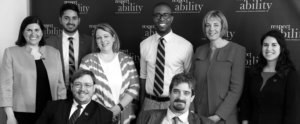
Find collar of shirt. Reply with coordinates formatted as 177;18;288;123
69;99;91;118
155;30;174;44
62;30;79;42
166;107;189;124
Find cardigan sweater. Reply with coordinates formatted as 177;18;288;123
80;52;139;108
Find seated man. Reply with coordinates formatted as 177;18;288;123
136;73;212;124
36;69;112;124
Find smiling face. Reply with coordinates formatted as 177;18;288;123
153;4;173;36
169;83;195;114
59;9;80;35
205;17;222;42
23;23;43;46
95;29;115;53
71;74;95;104
262;36;281;63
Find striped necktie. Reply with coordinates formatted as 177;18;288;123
153;37;165;96
68;37;75;81
69;104;82;124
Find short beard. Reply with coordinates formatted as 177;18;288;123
63;27;78;35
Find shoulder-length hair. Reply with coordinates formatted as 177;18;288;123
15;16;45;47
92;23;120;53
255;29;295;77
202;10;228;39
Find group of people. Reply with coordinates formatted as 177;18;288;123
0;2;299;124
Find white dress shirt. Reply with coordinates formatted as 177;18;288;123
69;100;90;118
140;31;193;96
161;108;189;124
62;30;79;83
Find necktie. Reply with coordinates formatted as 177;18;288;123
69;104;82;124
68;37;75;82
172;116;180;124
153;37;165;96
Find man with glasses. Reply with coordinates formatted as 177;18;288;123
36;69;112;124
139;2;193;111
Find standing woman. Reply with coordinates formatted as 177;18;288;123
80;23;139;124
240;30;300;124
191;10;246;124
0;16;66;124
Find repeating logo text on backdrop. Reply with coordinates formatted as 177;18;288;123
172;0;204;13
142;25;155;38
115;0;143;14
44;24;61;37
246;52;259;68
64;1;90;14
236;0;272;12
271;24;300;41
201;31;235;41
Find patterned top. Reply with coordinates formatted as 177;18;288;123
80;52;139;108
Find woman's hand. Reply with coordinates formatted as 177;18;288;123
110;105;121;117
6;116;18;124
208;115;221;123
4;107;17;124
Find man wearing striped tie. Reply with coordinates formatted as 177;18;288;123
140;2;193;111
46;3;95;99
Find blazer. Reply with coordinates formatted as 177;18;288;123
46;32;94;82
239;69;300;124
0;46;66;112
136;109;212;124
191;42;246;124
36;99;113;124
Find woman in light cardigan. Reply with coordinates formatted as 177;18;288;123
80;23;139;124
0;16;66;124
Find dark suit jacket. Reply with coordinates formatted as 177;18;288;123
239;69;300;124
46;33;94;77
36;99;112;124
136;109;213;124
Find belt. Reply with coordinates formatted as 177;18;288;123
145;93;169;102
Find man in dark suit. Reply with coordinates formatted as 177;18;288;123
136;73;212;124
36;69;112;124
46;3;94;88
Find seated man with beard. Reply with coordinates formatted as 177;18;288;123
136;73;212;124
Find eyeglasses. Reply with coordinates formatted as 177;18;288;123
153;13;172;19
73;83;93;89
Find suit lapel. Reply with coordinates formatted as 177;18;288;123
78;33;85;63
56;34;65;73
60;100;73;124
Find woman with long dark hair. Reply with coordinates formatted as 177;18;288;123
240;30;300;124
